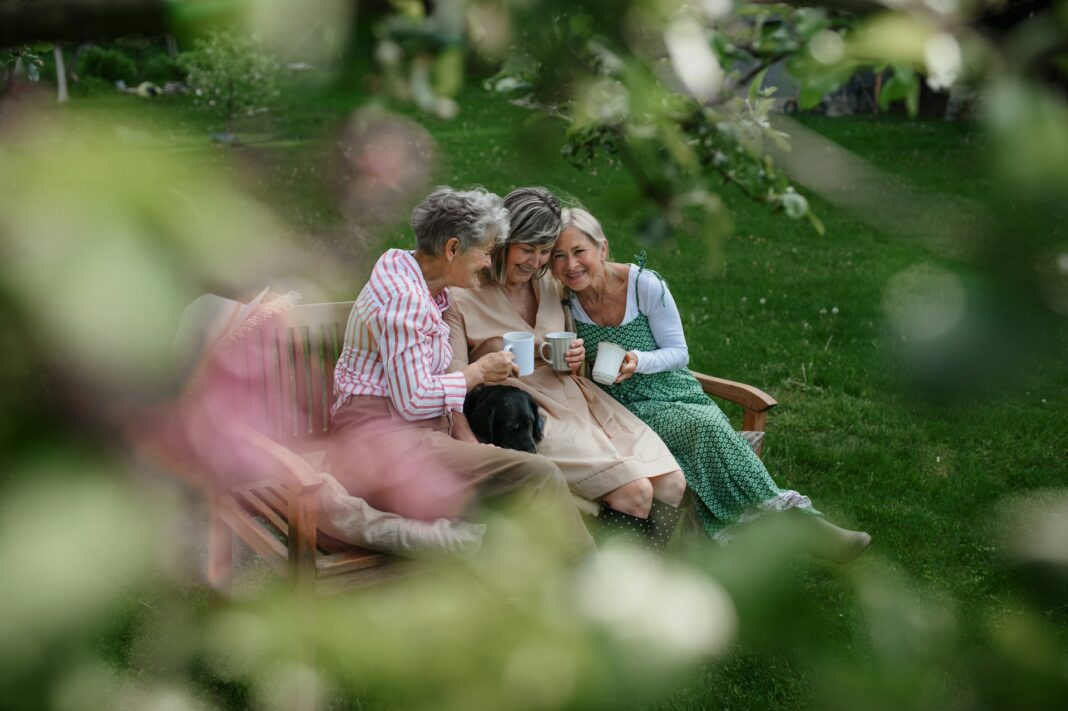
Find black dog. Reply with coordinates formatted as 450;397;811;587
463;385;544;453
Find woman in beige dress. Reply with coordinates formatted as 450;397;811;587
445;187;687;545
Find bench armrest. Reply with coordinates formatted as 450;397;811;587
236;424;324;495
691;371;777;437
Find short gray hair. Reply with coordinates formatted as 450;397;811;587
487;187;562;285
560;206;610;259
411;187;509;256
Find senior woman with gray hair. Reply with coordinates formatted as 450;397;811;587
445;187;687;548
327;187;594;558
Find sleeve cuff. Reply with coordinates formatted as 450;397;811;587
633;350;653;374
440;371;468;412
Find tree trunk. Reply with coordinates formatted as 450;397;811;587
54;44;69;103
165;33;178;57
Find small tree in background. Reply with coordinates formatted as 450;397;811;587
178;30;278;140
1;43;44;93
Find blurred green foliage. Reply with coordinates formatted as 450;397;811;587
74;45;137;83
143;53;184;83
1;0;1067;709
0;42;45;86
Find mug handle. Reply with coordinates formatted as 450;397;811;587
539;341;552;364
503;344;514;354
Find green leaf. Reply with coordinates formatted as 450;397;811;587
569;14;595;38
806;209;826;235
433;47;464;97
800;85;825;110
748;66;770;102
905;81;920;117
878;66;918;112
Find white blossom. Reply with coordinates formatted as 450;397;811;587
924;33;961;91
375;40;402;67
780;188;808;219
575;546;736;661
923;0;959;16
664;18;724;102
810;30;845;66
701;0;733;20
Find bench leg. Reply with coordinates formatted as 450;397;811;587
742;409;768;458
288;492;318;711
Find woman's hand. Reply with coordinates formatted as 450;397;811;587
464;350;518;388
615;352;638;383
565;338;585;373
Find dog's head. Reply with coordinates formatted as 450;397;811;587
463;385;544;453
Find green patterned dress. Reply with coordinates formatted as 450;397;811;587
571;262;818;542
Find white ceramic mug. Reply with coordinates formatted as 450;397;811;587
591;342;627;385
502;331;535;376
539;331;576;372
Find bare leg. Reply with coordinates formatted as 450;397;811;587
650;469;686;507
601;478;654;518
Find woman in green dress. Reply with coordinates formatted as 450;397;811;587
551;206;871;562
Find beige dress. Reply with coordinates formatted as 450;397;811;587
444;274;679;500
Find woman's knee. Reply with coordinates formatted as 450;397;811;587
652;470;687;507
603;478;654;518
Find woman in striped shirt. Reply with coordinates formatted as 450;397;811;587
327;187;594;558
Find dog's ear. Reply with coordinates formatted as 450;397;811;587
528;395;543;443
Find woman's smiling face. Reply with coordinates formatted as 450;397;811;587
551;226;604;292
504;242;553;285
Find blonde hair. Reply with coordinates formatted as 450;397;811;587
559;206;610;259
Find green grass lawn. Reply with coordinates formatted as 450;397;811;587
64;82;1068;709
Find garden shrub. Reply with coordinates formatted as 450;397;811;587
76;46;136;83
143;55;184;83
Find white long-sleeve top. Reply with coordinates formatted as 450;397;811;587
569;264;690;374
332;249;467;420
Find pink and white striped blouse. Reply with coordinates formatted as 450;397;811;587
332;249;467;421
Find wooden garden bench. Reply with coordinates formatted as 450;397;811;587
208;301;778;594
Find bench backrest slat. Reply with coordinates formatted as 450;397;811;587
246;301;355;449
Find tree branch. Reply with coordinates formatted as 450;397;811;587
726;52;791;97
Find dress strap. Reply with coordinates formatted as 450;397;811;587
633;251;647;311
631;250;668;312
